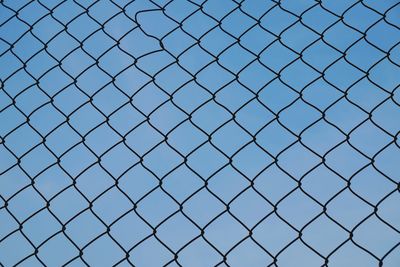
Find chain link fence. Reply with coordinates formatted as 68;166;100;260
0;0;400;266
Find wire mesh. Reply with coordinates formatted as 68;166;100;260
0;0;400;266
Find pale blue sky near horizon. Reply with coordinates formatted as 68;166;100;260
0;0;400;266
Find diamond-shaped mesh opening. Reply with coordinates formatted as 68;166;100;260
1;1;399;266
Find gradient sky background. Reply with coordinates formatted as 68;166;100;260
0;0;400;266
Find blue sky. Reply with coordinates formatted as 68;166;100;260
0;0;400;266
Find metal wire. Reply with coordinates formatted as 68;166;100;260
0;0;400;266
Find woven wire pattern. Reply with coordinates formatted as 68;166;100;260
0;0;400;266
